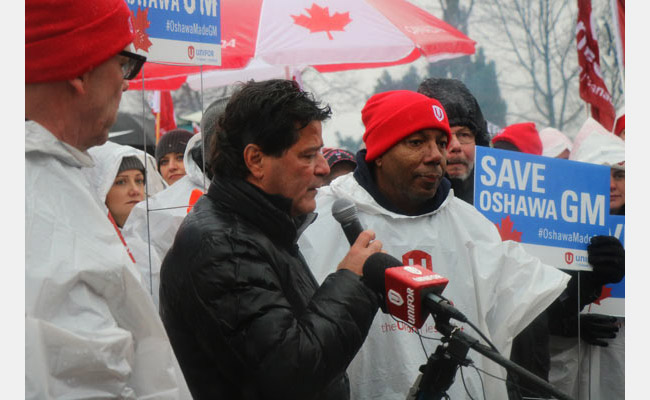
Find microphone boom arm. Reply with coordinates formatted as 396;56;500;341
414;299;575;400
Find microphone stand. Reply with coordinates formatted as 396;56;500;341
412;297;574;400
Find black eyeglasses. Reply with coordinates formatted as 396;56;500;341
119;50;147;80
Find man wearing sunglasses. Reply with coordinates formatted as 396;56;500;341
25;0;190;398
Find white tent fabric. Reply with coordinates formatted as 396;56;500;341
299;173;569;399
25;121;190;399
186;58;298;91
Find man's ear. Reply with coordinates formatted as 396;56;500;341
374;155;383;169
243;143;265;181
67;71;90;95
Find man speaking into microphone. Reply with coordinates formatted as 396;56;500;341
159;80;383;400
298;90;570;399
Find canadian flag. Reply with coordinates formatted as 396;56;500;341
576;0;616;131
148;90;177;143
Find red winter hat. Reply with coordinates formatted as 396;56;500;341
492;122;543;155
322;147;356;168
26;0;135;83
614;114;625;137
362;90;451;161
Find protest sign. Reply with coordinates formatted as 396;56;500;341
124;0;221;65
474;147;624;316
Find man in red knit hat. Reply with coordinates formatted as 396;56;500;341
25;0;190;398
300;90;572;399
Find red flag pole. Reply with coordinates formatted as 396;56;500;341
155;112;161;144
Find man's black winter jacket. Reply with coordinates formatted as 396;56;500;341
159;177;380;400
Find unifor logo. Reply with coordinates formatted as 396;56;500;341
403;266;423;275
565;252;574;264
188;46;195;59
403;250;433;272
387;289;404;307
432;105;445;122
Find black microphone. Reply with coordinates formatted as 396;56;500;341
361;253;403;313
362;253;467;324
331;198;364;246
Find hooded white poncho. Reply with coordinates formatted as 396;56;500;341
299;173;569;399
25;121;190;399
122;133;210;307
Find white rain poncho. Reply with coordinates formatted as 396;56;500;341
549;320;625;400
82;141;166;307
299;173;569;399
122;132;209;305
84;140;166;207
540;127;573;158
570;117;625;169
548;118;625;400
25;121;190;399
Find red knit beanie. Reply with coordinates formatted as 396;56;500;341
26;0;135;83
491;122;543;155
614;114;625;137
362;90;451;161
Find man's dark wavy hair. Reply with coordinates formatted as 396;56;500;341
209;79;332;179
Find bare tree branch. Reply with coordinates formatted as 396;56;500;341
482;0;581;129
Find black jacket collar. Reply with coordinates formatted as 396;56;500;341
207;177;313;248
353;149;451;216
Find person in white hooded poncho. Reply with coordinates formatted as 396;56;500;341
85;142;166;225
548;117;626;400
570;117;625;216
25;0;190;397
299;90;570;400
540;127;573;159
122;96;229;304
123;133;204;267
83;141;167;307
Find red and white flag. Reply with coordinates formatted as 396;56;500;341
128;0;476;91
576;0;616;131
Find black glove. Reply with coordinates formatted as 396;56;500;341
579;314;619;347
551;313;619;347
587;235;625;285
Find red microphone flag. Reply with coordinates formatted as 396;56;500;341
385;265;449;329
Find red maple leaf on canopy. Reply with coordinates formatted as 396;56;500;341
593;285;613;305
291;3;352;40
495;215;522;242
131;7;152;52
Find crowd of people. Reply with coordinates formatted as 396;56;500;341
26;0;625;399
